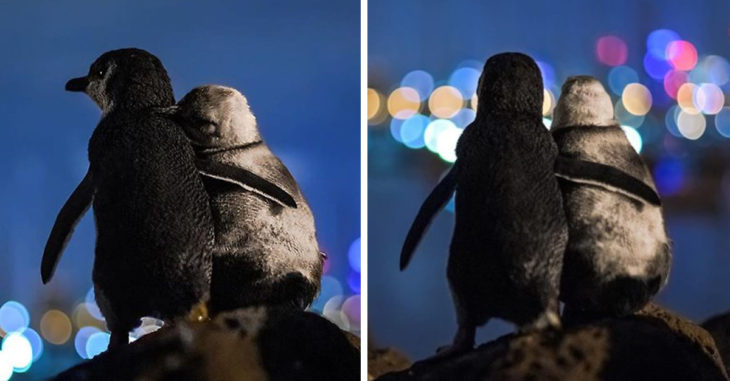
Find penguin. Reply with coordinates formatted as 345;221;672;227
550;75;671;320
400;53;567;357
159;85;324;315
42;48;216;348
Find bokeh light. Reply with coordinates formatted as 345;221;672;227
0;301;29;334
701;55;730;85
40;310;72;345
85;331;110;358
435;125;463;163
2;332;32;372
347;271;360;293
647;29;680;59
399;114;429;149
429;86;463;118
643;52;673;80
85;288;104;321
666;40;698;71
677;83;700;114
608;65;639;95
347;237;360;273
341;295;360;332
694;83;724;114
663;70;688;99
715;107;730;138
22;328;43;362
677;110;706;140
0;352;12;381
622;83;652;116
448;67;480;98
387;87;421;119
596;35;628;66
368;88;386;124
74;326;101;359
470;94;478;110
401;70;435;99
665;105;682;137
424;119;456;153
615;100;645;128
535;60;556;89
450;108;476;128
311;275;343;312
390;118;405;143
542;88;554;116
621;126;643;153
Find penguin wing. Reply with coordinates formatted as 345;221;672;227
41;170;94;284
554;156;661;206
400;164;458;270
197;159;297;208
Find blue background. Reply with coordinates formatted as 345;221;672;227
0;1;360;379
368;0;730;360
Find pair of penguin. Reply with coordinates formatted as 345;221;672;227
41;48;323;347
401;53;671;357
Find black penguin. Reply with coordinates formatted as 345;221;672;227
161;85;323;314
550;76;671;320
400;53;567;357
42;48;215;348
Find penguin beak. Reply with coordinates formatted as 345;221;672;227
65;76;89;92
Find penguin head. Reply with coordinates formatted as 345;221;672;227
164;85;261;149
65;48;175;113
476;52;543;118
552;76;616;129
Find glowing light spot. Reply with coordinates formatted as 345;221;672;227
73;303;104;330
535;60;556;89
85;288;105;321
401;70;434;99
608;65;639;95
323;296;349;331
0;351;12;381
341;295;361;332
542;88;554;116
85;332;110;358
74;326;101;359
40;310;72;345
429;86;464;118
654;157;685;196
677;110;706;140
311;276;343;313
703;55;730;85
621;126;643;153
715;107;730;138
622;83;652;116
436;125;463;163
390;118;405;143
448;67;480;98
2;333;32;372
596;35;628;66
347;237;360;273
643;52;673;80
0;301;29;334
647;29;680;59
663;70;688;99
615;100;645;128
347;271;360;293
387;87;421;119
543;118;553;129
665;106;682;137
666;40;698;71
450;108;476;128
399;114;429;149
694;83;724;114
22;328;43;362
470;94;478;110
424;119;456;153
367;88;386;124
677;83;699;114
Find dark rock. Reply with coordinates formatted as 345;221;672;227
368;343;411;379
703;310;730;373
52;307;360;381
376;304;727;381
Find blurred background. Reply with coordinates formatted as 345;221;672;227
0;1;359;379
368;0;730;360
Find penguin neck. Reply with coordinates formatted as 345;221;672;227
112;82;175;114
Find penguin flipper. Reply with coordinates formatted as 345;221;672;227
41;170;94;284
554;156;661;206
196;159;298;208
400;164;458;270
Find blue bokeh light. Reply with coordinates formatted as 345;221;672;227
0;301;29;334
644;52;673;80
608;65;639;95
85;332;110;359
347;237;361;273
647;29;680;59
401;70;435;100
448;67;480;98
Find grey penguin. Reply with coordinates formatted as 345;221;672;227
550;76;671;320
42;48;216;348
400;53;567;357
160;85;324;315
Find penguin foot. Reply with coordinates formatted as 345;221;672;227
521;310;561;332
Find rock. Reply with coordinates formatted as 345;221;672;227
703;311;730;373
376;304;727;381
368;344;411;379
53;307;360;381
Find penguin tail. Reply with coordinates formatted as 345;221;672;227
400;164;458;270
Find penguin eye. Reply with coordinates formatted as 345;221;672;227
97;69;105;77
